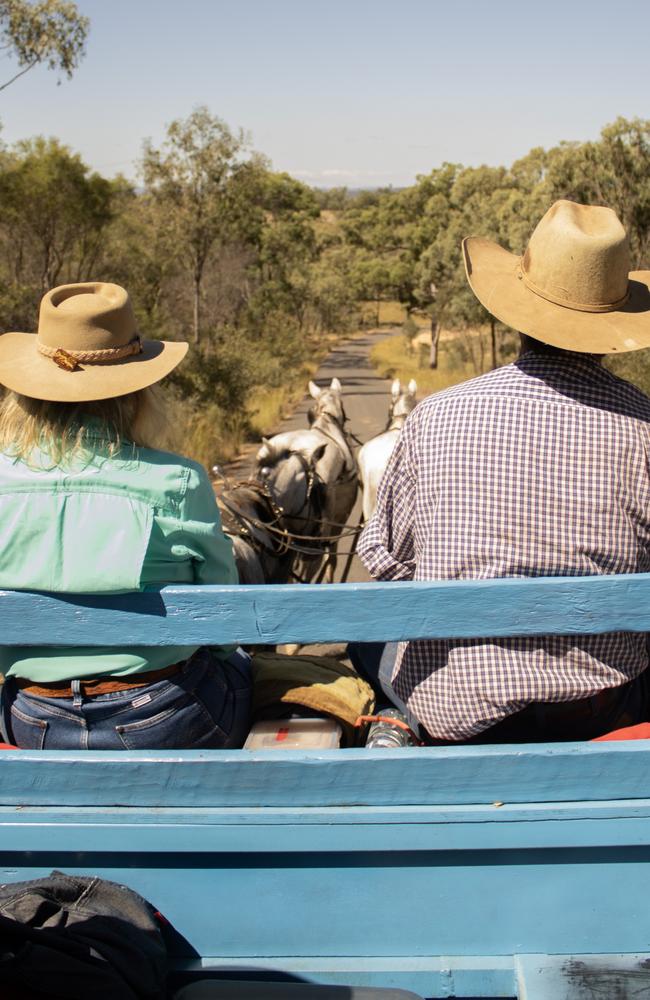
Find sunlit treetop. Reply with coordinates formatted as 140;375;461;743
0;0;88;92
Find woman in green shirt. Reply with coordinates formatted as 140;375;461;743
0;281;250;750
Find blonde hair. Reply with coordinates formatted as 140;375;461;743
0;385;169;466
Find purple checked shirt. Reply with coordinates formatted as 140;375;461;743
358;352;650;741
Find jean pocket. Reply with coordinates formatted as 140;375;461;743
115;691;228;750
10;703;48;750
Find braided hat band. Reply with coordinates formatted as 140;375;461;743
0;283;188;401
38;335;143;371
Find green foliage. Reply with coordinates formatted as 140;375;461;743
2;111;650;469
312;186;350;211
106;190;179;339
0;0;88;91
141;107;253;344
0;136;117;330
402;316;419;354
351;117;650;377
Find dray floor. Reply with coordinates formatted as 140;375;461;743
2;576;650;999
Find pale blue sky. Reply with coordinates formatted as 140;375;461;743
1;0;649;186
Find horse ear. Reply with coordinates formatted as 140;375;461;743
407;379;417;396
391;378;401;399
308;381;321;399
330;377;342;393
256;437;272;463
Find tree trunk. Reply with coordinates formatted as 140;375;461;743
476;329;485;374
429;318;440;369
490;317;497;370
193;273;201;344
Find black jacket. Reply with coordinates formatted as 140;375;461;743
0;870;169;998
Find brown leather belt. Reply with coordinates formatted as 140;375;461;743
16;662;184;699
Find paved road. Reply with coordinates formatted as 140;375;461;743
226;329;401;583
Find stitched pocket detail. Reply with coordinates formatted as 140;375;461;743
10;704;48;750
115;692;226;750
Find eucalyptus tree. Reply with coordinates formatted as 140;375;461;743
0;0;88;92
0;137;114;305
538;119;650;267
141;107;254;344
107;189;180;340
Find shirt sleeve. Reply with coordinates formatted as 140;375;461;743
357;417;417;581
182;464;239;585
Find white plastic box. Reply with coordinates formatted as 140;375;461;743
243;717;342;751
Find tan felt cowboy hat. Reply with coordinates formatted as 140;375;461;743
0;282;188;402
463;199;650;354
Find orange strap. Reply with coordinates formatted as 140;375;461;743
354;714;423;746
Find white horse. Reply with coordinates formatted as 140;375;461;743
358;378;417;522
256;377;358;582
216;447;326;585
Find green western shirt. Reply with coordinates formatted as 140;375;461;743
0;432;238;681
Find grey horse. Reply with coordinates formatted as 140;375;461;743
256;377;358;582
215;446;326;585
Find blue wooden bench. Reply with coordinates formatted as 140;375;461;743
2;575;650;999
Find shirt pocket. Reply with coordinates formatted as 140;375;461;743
0;490;153;593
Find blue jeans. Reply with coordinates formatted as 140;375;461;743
2;647;252;750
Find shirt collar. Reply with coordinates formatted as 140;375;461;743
516;349;606;380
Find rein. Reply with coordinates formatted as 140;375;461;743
217;470;362;561
219;391;362;574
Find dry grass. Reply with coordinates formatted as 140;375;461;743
370;332;476;396
172;357;325;472
359;301;433;329
358;301;400;327
606;348;650;396
247;365;318;438
166;399;246;470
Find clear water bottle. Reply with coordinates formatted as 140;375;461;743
365;709;417;748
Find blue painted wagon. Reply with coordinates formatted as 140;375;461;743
1;574;650;999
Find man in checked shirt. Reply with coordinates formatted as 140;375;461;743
353;200;650;744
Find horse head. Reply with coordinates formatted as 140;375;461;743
387;378;417;429
308;377;346;428
256;437;326;523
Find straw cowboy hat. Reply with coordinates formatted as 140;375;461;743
463;199;650;354
0;282;188;402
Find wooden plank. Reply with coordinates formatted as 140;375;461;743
3;857;650;965
2;744;650;808
172;955;516;998
515;953;650;999
6;804;650;852
2;572;650;645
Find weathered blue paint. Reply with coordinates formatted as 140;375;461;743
514;954;650;999
1;578;650;998
7;801;650;851
1;571;650;645
1;743;649;807
174;956;516;999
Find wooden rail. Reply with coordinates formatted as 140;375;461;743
1;576;650;999
2;571;650;645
